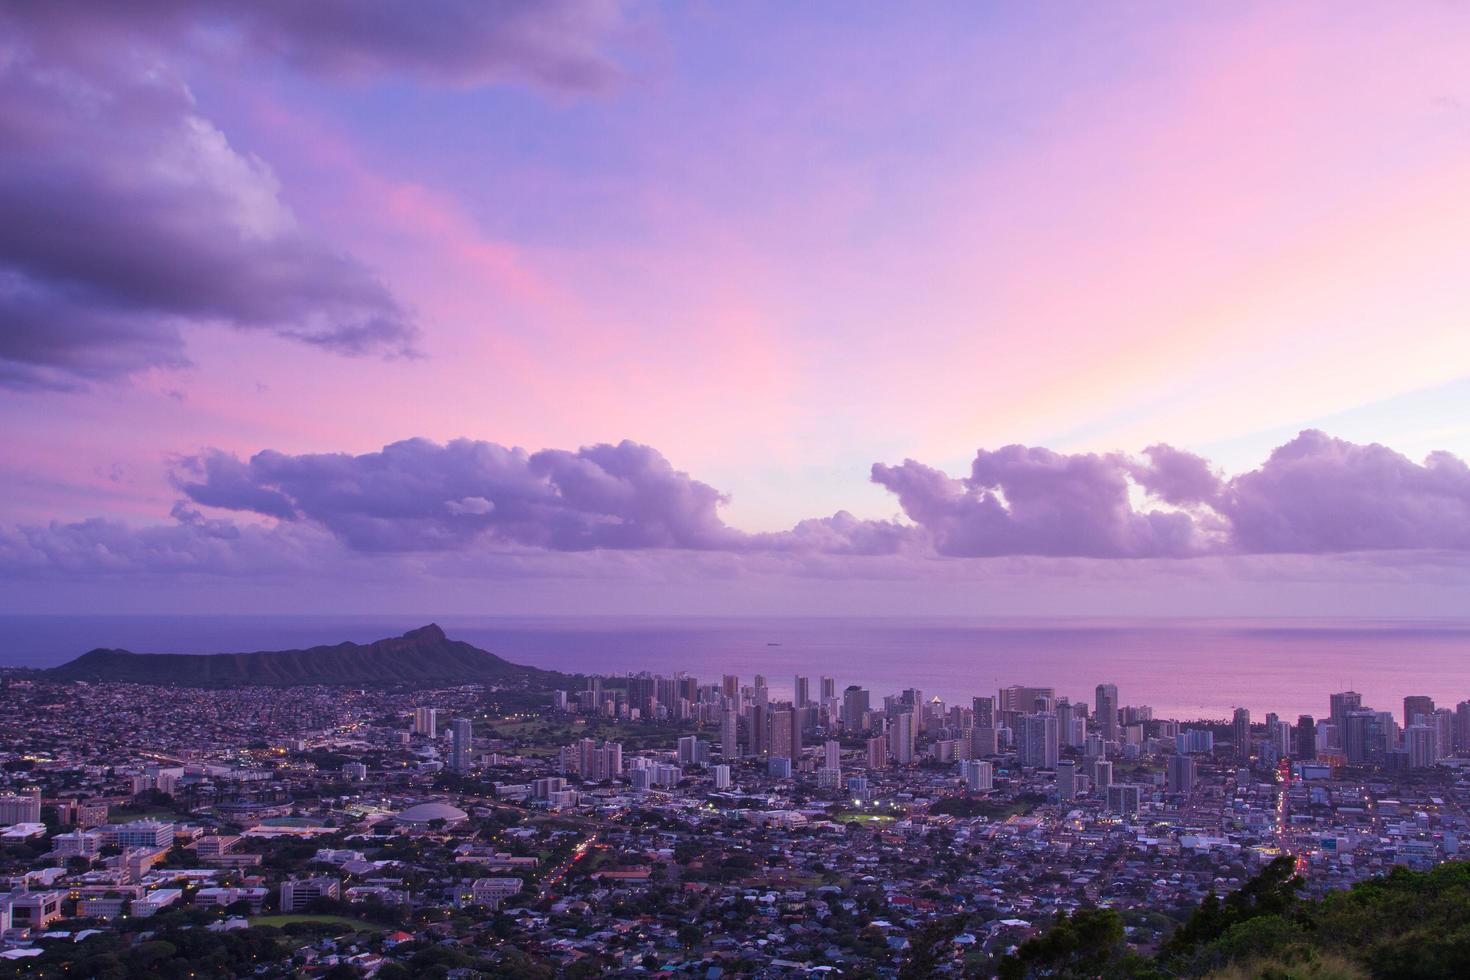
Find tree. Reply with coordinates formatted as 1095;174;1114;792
899;914;967;979
1163;856;1301;960
997;907;1126;980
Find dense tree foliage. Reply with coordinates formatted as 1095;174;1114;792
1000;858;1470;979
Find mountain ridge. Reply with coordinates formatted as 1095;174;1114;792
42;624;567;688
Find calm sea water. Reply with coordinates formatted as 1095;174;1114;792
1;615;1468;722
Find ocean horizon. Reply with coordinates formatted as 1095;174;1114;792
3;614;1467;723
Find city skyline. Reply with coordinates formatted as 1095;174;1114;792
4;4;1470;615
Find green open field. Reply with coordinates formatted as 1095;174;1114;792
108;808;177;822
481;716;703;755
830;811;897;825
250;914;378;931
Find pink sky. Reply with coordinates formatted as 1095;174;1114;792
3;3;1470;614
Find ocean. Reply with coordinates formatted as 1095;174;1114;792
1;615;1467;722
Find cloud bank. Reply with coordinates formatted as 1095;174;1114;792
56;428;1456;565
5;430;1470;618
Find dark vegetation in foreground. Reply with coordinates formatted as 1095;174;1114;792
2;860;1464;978
976;857;1470;979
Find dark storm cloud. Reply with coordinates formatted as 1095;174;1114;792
0;29;418;389
0;0;625;389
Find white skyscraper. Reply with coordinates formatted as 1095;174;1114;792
963;759;994;791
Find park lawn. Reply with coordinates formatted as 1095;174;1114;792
832;811;897;825
109;808;177;822
250;914;379;931
483;716;704;753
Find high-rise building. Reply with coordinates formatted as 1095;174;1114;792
574;739;623;781
842;686;870;731
1434;708;1454;761
678;735;709;766
1017;713;1059;769
1264;714;1291;759
1233;707;1252;762
413;707;438;738
972;696;995;729
450;717;473;773
820;676;837;701
712;764;731;789
1295;715;1317;759
1167;754;1196;794
1057;700;1085;748
1095;684;1119;741
824;740;841;774
889;711;916;765
721;675;740;702
1343;709;1385;764
1056;759;1077;799
720;709;739;761
970;726;998;757
771;710;797;763
750;703;769;757
1406;725;1438;768
865;734;887;770
281;878;340;913
1456;701;1470;754
1329;691;1362;750
1091;759;1113;793
1404;696;1436;732
1176;729;1213;754
0;795;42;824
1106;783;1141;816
999;685;1055;717
794;676;811;708
963;759;994;791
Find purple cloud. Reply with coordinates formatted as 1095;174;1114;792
1131;443;1223;507
873;431;1470;558
172;438;744;552
0;27;417;390
0;506;323;577
0;0;626;390
1220;430;1470;553
872;448;1206;558
755;511;920;556
6;431;1470;587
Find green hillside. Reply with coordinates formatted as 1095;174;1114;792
996;857;1470;979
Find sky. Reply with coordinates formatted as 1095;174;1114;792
3;1;1470;616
